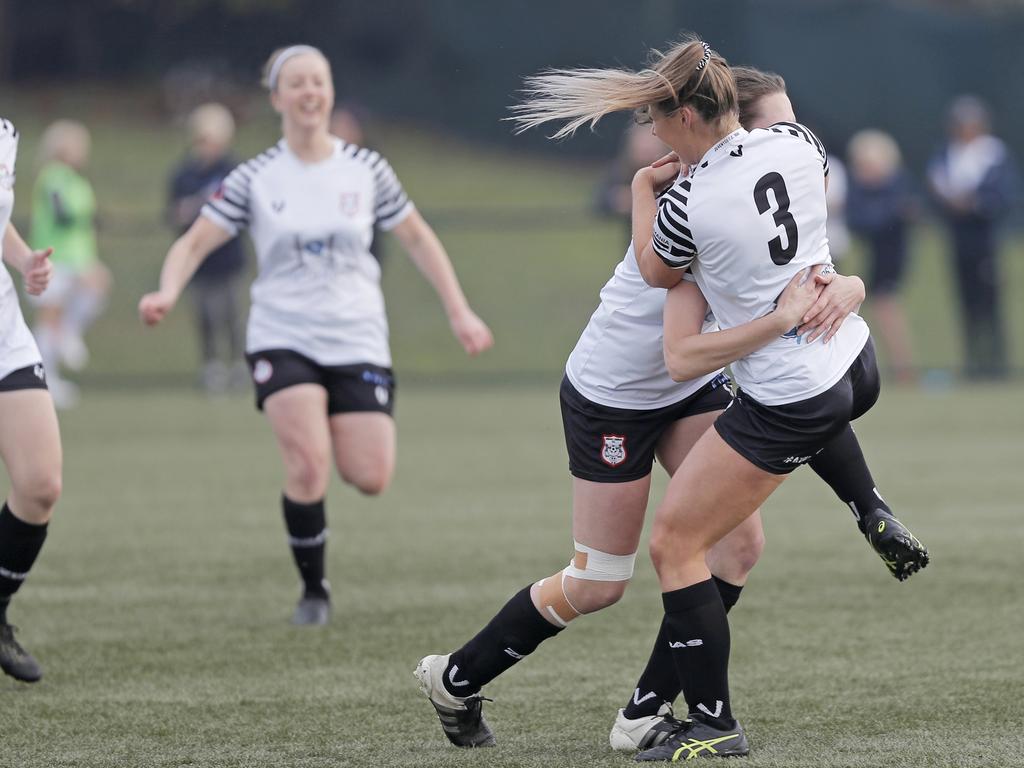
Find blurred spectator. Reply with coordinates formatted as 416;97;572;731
29;119;110;408
330;103;369;145
824;151;851;261
928;96;1019;380
167;103;247;393
330;104;384;266
846;130;917;383
595;123;668;240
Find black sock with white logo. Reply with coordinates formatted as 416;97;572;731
623;576;742;720
809;425;892;534
442;585;562;698
661;578;734;729
282;495;329;599
0;503;49;624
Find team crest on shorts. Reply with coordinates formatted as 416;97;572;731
252;358;273;384
600;434;627;467
374;385;389;406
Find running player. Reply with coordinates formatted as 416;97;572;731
413;60;926;750
0;117;63;682
513;37;919;759
139;46;493;626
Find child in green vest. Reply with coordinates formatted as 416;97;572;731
29;120;111;407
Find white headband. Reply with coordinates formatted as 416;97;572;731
267;45;321;91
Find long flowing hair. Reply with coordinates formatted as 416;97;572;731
510;35;737;139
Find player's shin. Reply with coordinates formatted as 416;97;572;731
623;575;742;721
661;578;734;729
442;543;636;697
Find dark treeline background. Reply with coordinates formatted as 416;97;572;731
2;0;1023;175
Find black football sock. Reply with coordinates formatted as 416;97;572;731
623;576;743;720
662;578;734;729
282;495;329;599
809;425;892;534
443;585;562;697
0;503;49;624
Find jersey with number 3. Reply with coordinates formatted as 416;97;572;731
652;123;869;406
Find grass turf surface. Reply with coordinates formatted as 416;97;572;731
2;383;1023;767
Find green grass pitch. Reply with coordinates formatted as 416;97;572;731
2;383;1023;767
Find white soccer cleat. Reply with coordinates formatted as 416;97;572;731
414;653;496;748
609;702;684;751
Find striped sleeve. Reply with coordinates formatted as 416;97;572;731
200;146;278;235
651;180;696;270
363;149;412;231
768;121;829;177
0;117;17;141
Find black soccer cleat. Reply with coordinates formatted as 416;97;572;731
863;509;929;582
635;716;749;761
414;654;496;748
0;623;42;683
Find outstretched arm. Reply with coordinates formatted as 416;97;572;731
663;270;823;382
391;209;493;356
138;216;231;326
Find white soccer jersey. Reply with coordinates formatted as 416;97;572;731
566;243;720;410
651;123;869;406
201;138;413;367
0;119;43;380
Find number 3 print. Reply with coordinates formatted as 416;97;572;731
753;172;799;265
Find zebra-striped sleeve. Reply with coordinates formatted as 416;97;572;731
768;121;829;177
366;150;412;230
200;146;279;235
201;163;252;236
651;181;696;270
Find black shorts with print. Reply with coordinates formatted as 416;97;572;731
0;363;49;393
560;373;733;483
245;349;395;416
714;338;879;474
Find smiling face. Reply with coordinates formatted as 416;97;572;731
271;52;335;133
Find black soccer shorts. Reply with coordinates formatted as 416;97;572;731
245;348;395;416
0;363;49;393
560;373;733;483
714;338;880;474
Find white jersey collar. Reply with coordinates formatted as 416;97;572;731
690;128;747;177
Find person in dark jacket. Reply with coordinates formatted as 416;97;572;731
846;129;917;383
928;96;1018;380
167;103;247;392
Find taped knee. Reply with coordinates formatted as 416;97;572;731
535;542;636;626
563;540;637;583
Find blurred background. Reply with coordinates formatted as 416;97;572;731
2;0;1023;392
4;3;1024;767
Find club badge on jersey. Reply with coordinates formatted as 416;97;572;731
339;192;360;217
600;434;627;467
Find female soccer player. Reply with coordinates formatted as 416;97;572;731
139;46;493;626
0;117;62;683
414;61;926;751
512;38;918;759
